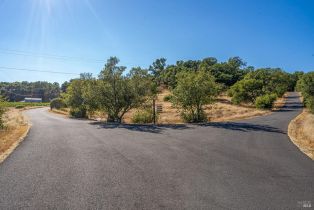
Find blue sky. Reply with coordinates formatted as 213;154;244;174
0;0;313;84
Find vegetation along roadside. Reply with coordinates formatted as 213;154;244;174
288;72;314;160
49;56;301;124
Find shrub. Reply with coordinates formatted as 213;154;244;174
230;68;291;104
297;72;314;113
229;79;264;104
255;94;277;109
172;70;219;123
60;108;69;112
69;108;87;118
131;110;154;124
181;109;208;123
297;72;314;98
163;95;172;102
0;107;5;129
0;97;5;129
15;105;25;109
305;96;314;114
50;98;66;110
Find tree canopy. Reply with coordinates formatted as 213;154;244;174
229;68;291;107
63;57;152;122
59;55;300;121
0;81;60;102
297;72;314;113
172;70;219;122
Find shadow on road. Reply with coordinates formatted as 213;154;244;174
90;121;286;134
285;95;300;99
273;102;303;112
200;122;286;134
89;122;191;134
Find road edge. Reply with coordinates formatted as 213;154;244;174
0;112;32;164
288;110;314;160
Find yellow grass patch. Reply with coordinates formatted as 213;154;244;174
0;108;30;163
49;108;69;116
288;110;314;160
272;93;287;111
123;89;270;123
52;89;285;124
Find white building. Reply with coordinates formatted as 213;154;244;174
24;98;43;103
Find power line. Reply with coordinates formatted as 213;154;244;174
0;66;80;75
0;48;106;63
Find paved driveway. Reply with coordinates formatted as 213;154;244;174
0;92;313;209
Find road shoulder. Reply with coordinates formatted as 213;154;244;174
0;108;31;164
288;110;314;160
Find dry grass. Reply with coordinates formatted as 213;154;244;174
51;89;288;124
123;89;270;123
0;108;29;163
288;110;314;160
272;93;288;111
49;108;69;116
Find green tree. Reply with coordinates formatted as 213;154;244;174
229;79;264;104
229;68;291;106
93;57;151;122
50;98;66;110
0;81;60;102
297;72;314;113
61;81;70;93
296;72;314;98
172;70;219;123
205;57;248;88
287;71;304;91
63;74;93;118
149;58;167;85
244;68;290;97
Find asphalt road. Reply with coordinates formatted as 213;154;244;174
0;92;313;209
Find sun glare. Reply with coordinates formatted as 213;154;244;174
37;0;55;14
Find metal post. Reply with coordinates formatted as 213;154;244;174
153;98;156;125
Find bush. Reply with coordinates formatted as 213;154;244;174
229;79;264;104
131;110;154;124
230;68;291;104
255;94;277;109
15;105;25;109
0;97;6;129
172;70;218;123
60;108;69;112
0;107;5;129
69;108;87;118
50;98;66;110
305;97;314;114
297;72;314;113
181;109;208;123
163;95;172;102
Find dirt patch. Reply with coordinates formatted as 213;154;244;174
0;108;30;163
288;110;314;160
272;93;287;111
49;108;69;116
